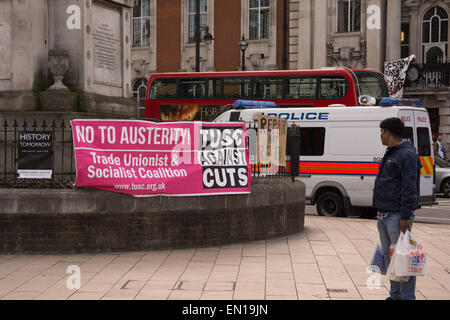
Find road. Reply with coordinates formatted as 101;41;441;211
305;196;450;225
415;197;450;225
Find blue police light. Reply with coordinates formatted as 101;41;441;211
232;100;277;108
379;98;423;107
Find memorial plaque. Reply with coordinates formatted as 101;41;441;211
0;23;11;79
92;5;122;87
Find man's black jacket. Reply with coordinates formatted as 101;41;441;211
373;140;422;219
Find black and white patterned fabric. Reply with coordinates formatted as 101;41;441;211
384;55;416;99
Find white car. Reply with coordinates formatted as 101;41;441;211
435;155;450;197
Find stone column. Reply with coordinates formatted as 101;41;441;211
298;0;312;69
409;11;419;61
365;0;384;70
386;0;401;61
312;0;327;68
288;0;300;70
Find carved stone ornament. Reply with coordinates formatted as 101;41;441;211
48;50;69;91
327;39;367;68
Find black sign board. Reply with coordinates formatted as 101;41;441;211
17;131;53;179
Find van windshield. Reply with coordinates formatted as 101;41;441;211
353;71;389;100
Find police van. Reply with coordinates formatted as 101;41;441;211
212;99;435;217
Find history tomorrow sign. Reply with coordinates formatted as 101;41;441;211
17;131;53;179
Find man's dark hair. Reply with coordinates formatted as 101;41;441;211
380;117;405;138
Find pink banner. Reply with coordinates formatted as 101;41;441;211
71;120;251;196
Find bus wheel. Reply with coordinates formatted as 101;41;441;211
316;191;345;217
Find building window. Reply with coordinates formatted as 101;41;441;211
188;0;207;43
249;0;269;40
401;23;410;58
422;6;448;63
133;0;150;47
133;78;147;117
337;0;360;33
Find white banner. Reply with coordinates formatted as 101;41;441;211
384;55;416;98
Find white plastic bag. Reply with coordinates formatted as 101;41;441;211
387;231;427;281
368;235;387;274
387;244;409;282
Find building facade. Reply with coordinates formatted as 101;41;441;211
130;0;289;110
0;0;449;157
130;0;450;157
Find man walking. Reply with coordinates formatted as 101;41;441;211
373;117;421;300
436;134;445;159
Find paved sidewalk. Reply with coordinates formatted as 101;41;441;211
0;215;449;300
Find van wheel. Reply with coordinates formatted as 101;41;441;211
316;191;345;217
442;178;450;198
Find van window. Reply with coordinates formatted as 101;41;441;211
417;127;431;156
300;127;325;156
403;127;414;145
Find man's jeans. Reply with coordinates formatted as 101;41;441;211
377;213;416;300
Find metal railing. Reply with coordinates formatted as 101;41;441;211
245;121;300;180
1;119;300;188
1;119;75;188
405;63;450;88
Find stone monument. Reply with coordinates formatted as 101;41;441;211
45;0;135;116
0;0;138;185
0;0;136;118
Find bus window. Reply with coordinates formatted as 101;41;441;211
179;79;207;98
208;79;221;98
255;78;283;99
353;71;388;99
300;127;325;156
146;69;380;119
287;77;317;99
150;79;177;99
402;127;414;145
223;78;254;99
319;76;349;99
417;127;431;156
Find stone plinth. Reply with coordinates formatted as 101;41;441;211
39;91;78;112
0;91;37;112
0;179;305;253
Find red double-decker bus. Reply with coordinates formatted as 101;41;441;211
144;68;388;121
